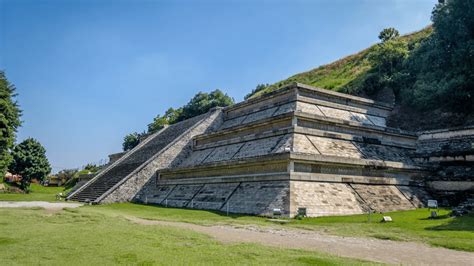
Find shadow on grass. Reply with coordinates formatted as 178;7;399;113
131;202;262;220
419;214;451;220
426;214;474;232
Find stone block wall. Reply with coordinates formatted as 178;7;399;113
192;183;240;210
350;184;415;212
100;109;223;203
165;184;204;208
135;180;290;216
290;181;365;217
177;133;292;168
292;133;415;164
288;181;428;217
222;181;290;216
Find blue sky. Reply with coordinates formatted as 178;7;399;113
0;0;436;172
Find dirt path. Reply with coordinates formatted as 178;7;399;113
0;201;82;212
128;216;474;265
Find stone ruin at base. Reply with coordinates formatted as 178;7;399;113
67;83;474;217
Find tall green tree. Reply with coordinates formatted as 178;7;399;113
0;71;22;177
10;138;51;190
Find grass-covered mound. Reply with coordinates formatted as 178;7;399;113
247;1;474;131
248;27;432;99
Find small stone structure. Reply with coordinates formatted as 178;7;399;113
67;83;473;217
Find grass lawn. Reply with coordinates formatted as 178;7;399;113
86;203;474;252
0;207;375;265
1;185;473;253
0;183;64;202
291;209;474;252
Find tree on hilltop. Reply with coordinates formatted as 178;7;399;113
378;27;400;43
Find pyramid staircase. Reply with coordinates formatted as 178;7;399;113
67;113;211;203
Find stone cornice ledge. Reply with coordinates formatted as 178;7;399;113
290;153;423;171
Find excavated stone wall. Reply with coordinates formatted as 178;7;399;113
77;83;474;217
413;126;474;205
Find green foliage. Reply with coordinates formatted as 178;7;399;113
176;89;234;122
247;0;473;123
0;71;22;178
400;0;474;111
124;89;233;149
84;163;101;173
356;29;409;96
147;107;182;133
378;27;400;43
369;37;408;75
9;138;51;190
122;132;141;151
247;27;432;99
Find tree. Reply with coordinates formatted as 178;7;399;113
370;30;408;74
363;28;408;95
9;138;51;190
177;89;234;121
122;132;140;151
147;108;182;133
0;71;22;177
401;0;474;111
124;89;233;149
378;27;400;43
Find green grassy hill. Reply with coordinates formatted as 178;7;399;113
246;24;474;131
248;27;433;99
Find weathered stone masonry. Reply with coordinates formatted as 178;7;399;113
68;83;474;217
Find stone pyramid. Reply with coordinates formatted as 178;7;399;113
128;83;429;217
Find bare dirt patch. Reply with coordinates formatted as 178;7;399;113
128;216;474;265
